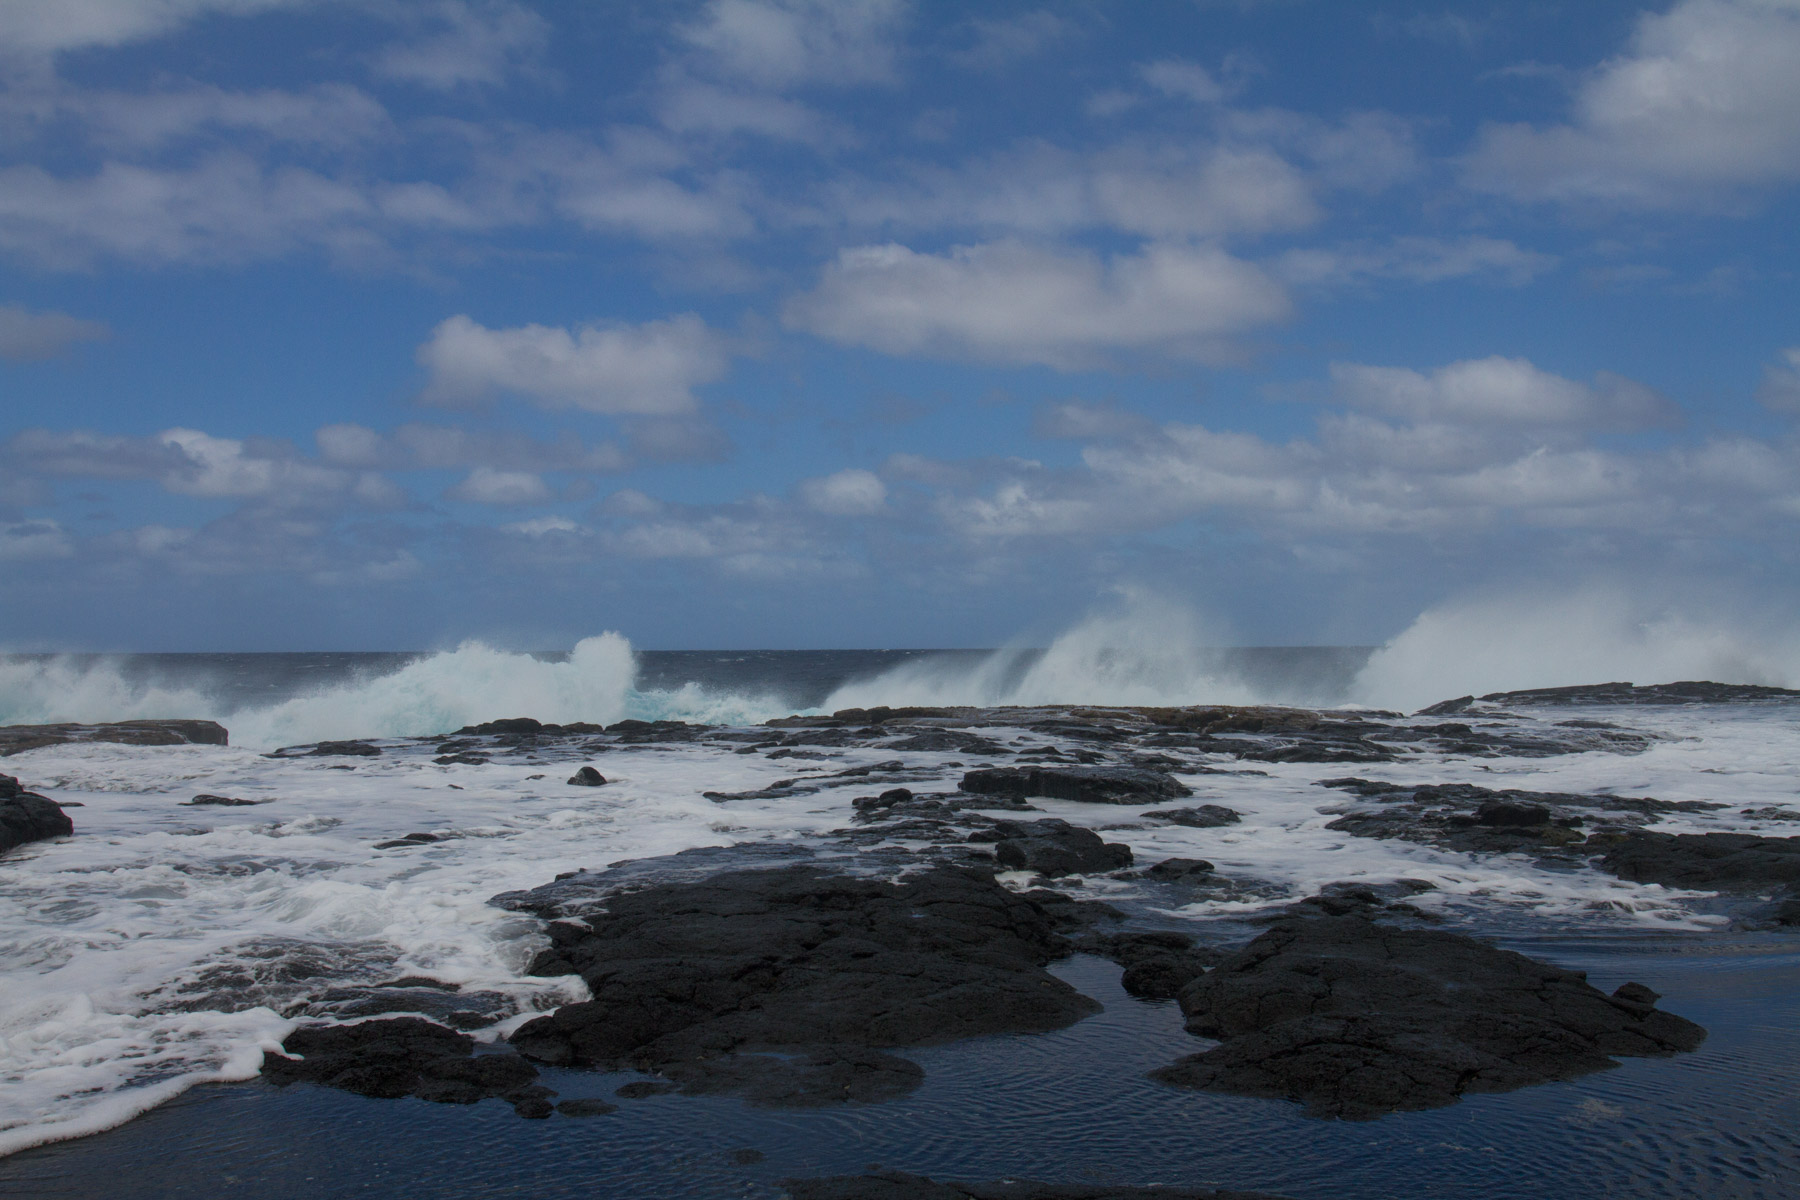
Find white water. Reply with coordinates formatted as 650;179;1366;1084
0;635;796;751
6;587;1800;1158
1352;586;1800;713
825;595;1260;710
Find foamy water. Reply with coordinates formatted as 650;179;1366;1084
4;590;1800;1158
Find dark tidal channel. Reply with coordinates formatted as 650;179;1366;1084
4;937;1796;1200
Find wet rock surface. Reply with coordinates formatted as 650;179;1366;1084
1077;931;1223;1000
1316;777;1724;857
1597;830;1800;889
1151;915;1706;1119
0;718;228;756
781;1172;1292;1200
262;1017;553;1116
0;773;72;855
1462;680;1800;707
502;862;1101;1104
1142;804;1241;828
967;818;1133;878
960;765;1192;805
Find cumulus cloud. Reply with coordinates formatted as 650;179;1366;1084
1327;357;1680;430
0;520;73;560
373;1;550;90
1464;0;1800;208
444;466;552;505
0;154;373;268
416;313;730;415
0;304;109;361
800;468;887;514
678;0;909;90
1758;346;1800;412
836;141;1320;239
0;0;310;64
784;239;1291;369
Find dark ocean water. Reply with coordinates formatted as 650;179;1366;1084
3;937;1795;1200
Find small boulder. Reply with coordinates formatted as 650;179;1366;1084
0;774;72;855
567;766;607;787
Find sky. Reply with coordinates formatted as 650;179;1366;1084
1;0;1798;652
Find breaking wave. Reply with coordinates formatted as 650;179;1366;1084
1351;586;1800;713
0;635;793;750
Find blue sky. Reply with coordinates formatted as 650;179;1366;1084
2;0;1798;650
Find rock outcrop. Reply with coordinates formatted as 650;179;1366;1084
1151;915;1705;1119
0;719;227;757
0;773;72;855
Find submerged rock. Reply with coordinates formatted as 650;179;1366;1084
1078;931;1223;1000
0;719;227;757
567;766;607;787
182;793;262;806
504;863;1100;1104
262;1017;552;1116
1151;915;1705;1119
781;1172;1292;1200
960;765;1191;806
0;774;72;855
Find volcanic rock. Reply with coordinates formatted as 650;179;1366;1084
1150;915;1705;1119
262;1017;552;1116
1471;680;1800;707
182;794;262;806
1597;830;1800;889
567;766;607;787
0;719;228;757
1078;930;1223;1000
960;765;1191;806
0;773;72;855
503;863;1100;1104
1142;804;1241;828
967;818;1132;878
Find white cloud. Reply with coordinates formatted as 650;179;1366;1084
678;0;909;90
503;515;581;536
949;11;1076;68
0;304;109;361
1273;236;1558;289
374;1;549;90
1758;346;1800;412
444;466;552;505
1464;0;1800;208
8;82;391;152
416;313;730;415
784;239;1291;369
1328;357;1680;430
801;468;887;514
156;428;358;500
0;154;373;268
314;422;629;472
1139;59;1231;104
0;0;310;62
837;141;1320;239
0;520;73;560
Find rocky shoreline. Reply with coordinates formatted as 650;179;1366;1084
5;681;1798;1195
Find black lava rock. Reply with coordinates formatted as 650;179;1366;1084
1150;915;1705;1119
1141;805;1241;828
182;794;261;806
262;1017;551;1116
1079;931;1223;1000
1598;830;1800;889
567;766;607;787
971;818;1132;877
505;863;1099;1104
960;766;1191;806
0;774;71;855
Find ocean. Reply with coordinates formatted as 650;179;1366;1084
0;641;1797;1198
